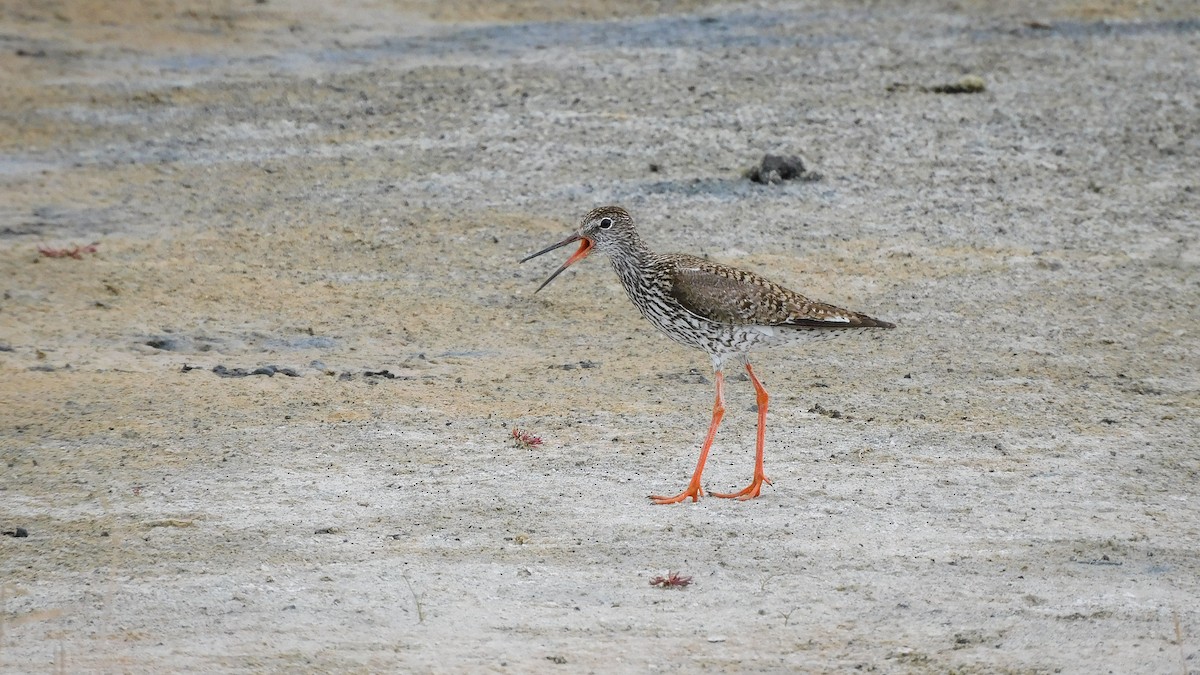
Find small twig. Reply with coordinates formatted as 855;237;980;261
1070;555;1122;566
402;575;425;623
887;75;985;95
1174;607;1186;675
54;640;68;675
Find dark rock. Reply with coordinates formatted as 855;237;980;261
213;364;301;378
929;75;986;94
145;336;186;351
745;154;822;184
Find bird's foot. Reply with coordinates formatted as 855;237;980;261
649;482;705;505
711;475;772;501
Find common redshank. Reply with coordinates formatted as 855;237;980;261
521;206;893;504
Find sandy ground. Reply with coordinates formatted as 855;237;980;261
2;0;1199;672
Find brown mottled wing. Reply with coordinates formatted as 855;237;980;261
668;258;892;329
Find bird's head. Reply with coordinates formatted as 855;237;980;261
520;206;637;293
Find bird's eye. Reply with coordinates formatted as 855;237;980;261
599;217;613;229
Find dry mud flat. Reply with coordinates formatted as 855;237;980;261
1;1;1199;672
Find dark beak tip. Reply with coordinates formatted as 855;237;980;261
521;233;582;263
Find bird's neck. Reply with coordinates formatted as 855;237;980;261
606;239;660;300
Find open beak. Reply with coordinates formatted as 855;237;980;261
520;234;594;293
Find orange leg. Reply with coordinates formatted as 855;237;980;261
650;370;725;504
712;362;773;500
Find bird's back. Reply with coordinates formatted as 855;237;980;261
611;252;891;361
664;254;893;330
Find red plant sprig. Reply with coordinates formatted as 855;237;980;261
650;571;693;588
38;242;99;259
511;428;543;448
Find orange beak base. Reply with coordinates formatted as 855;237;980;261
520;235;594;293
